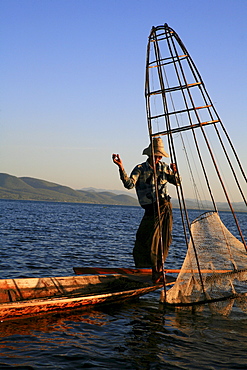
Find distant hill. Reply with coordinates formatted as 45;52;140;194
80;186;136;197
171;198;246;212
0;173;138;206
0;173;245;211
80;187;246;212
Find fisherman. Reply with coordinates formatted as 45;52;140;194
112;137;180;283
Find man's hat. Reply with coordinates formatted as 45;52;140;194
142;137;169;157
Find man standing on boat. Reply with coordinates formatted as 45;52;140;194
112;137;180;283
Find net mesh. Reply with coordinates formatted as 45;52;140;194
166;211;247;314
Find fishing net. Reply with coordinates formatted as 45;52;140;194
144;24;247;315
166;211;247;315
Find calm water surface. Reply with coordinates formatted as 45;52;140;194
0;200;246;369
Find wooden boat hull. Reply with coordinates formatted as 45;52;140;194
73;267;154;275
73;267;232;275
0;273;164;321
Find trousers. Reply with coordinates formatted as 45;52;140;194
133;199;173;273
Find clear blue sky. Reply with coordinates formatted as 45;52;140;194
1;0;246;200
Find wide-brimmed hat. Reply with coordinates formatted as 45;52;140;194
142;137;169;157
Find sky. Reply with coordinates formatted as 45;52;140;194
1;0;246;201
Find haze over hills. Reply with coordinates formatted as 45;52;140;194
76;187;246;212
80;187;136;197
0;173;138;206
0;173;246;212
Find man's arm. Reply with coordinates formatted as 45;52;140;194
112;154;124;171
112;154;140;190
165;163;181;186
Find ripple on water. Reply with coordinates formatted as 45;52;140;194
0;200;247;369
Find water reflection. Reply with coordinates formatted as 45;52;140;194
0;200;247;369
1;296;247;369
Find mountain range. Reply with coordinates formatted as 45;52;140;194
0;173;138;206
0;173;246;211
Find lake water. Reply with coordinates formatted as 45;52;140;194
0;199;246;369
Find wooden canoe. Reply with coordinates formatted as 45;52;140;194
73;267;183;276
73;267;233;275
73;267;155;275
0;272;174;321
